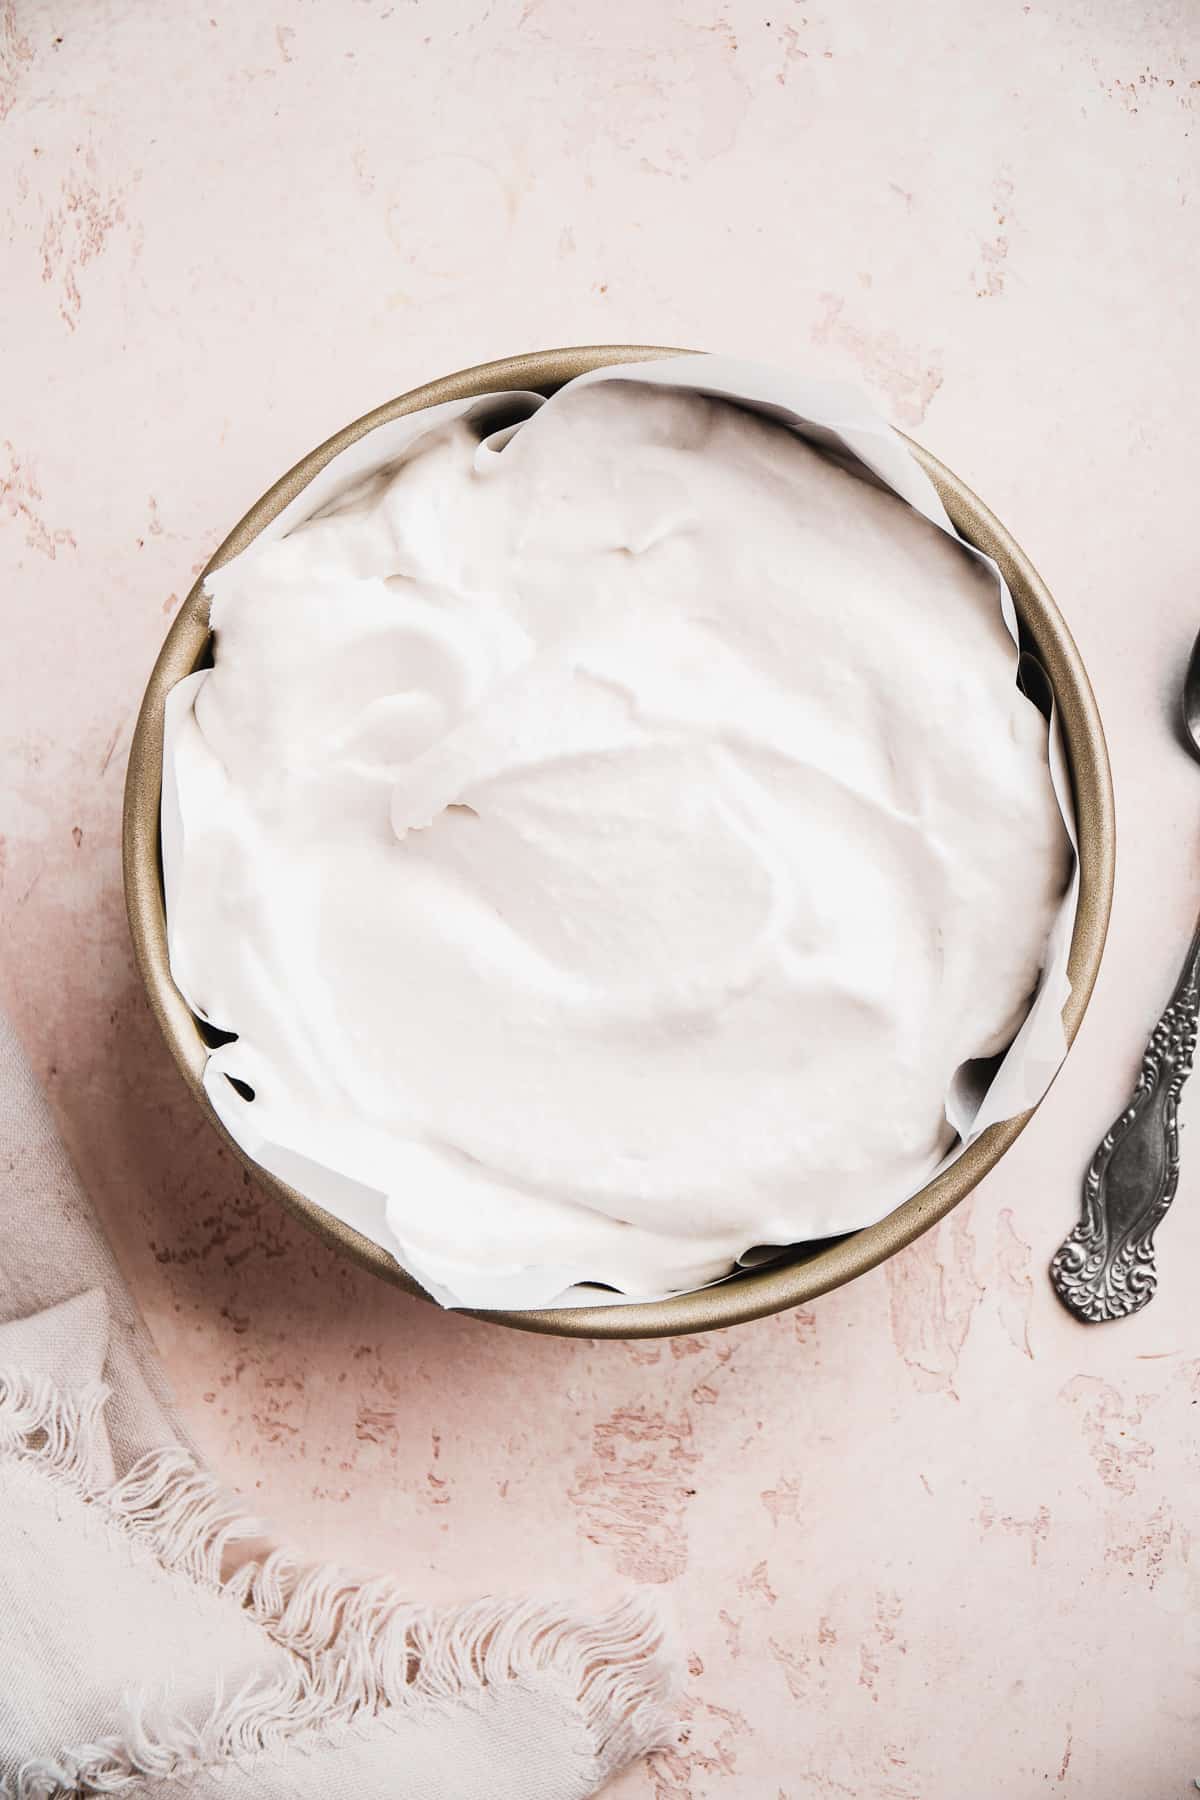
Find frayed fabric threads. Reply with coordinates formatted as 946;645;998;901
0;1369;110;1481
1;1371;676;1800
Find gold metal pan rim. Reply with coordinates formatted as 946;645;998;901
122;345;1116;1339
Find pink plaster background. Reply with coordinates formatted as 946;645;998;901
3;2;1199;1793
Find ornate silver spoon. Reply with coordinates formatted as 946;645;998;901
1050;633;1200;1322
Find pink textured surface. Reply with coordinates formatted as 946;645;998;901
3;2;1199;1793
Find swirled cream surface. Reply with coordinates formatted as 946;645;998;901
165;380;1070;1305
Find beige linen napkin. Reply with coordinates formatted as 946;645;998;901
0;1007;674;1799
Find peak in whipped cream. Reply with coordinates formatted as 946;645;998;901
163;370;1072;1308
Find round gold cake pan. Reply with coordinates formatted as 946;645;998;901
123;346;1116;1338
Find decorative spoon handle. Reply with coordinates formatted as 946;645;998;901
1051;924;1200;1322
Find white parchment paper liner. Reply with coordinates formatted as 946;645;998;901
161;356;1079;1310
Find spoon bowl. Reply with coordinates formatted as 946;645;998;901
1182;629;1200;759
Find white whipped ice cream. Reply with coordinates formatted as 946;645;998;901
165;376;1070;1305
